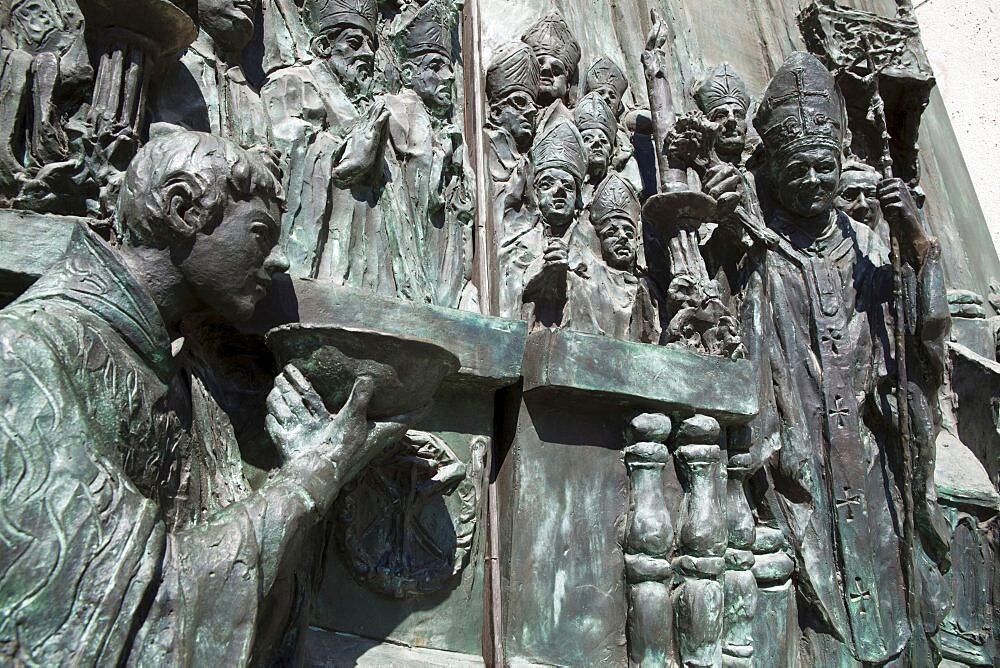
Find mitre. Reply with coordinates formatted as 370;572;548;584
753;51;845;160
692;62;750;113
486;41;540;100
521;11;581;76
591;172;640;228
584;57;628;103
399;0;454;59
531;102;586;183
574;92;617;144
305;0;378;36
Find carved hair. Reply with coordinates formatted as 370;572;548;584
117;132;284;248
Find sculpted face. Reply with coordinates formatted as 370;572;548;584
707;102;747;162
593;85;621;115
535;167;578;227
12;0;57;44
489;91;537;152
834;169;880;228
597;216;638;270
537;54;568;105
772;147;841;219
318;26;375;89
199;0;257;52
407;52;455;114
581;128;612;180
179;194;289;323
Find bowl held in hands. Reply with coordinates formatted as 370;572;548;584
266;324;460;419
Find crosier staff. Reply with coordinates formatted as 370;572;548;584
851;27;922;643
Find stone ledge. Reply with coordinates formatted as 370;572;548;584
0;211;85;302
521;328;759;423
250;276;527;388
301;628;484;667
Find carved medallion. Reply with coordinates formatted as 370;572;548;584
335;431;486;598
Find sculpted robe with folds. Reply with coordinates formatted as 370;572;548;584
738;208;949;663
267;77;475;307
564;259;661;343
151;33;273;150
0;228;321;665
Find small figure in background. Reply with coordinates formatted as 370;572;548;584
520;10;579;108
565;172;661;343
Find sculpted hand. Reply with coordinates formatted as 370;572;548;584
704;162;744;215
358;103;392;155
543;237;569;271
266;365;417;485
332;102;391;182
878;177;931;263
645;9;669;51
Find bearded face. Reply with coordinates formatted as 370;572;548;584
316;26;375;93
406;52;455;116
772;146;841;219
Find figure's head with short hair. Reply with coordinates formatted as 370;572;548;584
118;131;289;324
834;157;881;228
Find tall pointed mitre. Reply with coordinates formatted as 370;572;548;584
531;101;586;183
752;51;845;160
692;62;750;113
399;0;454;59
305;0;378;36
584;57;628;102
521;11;581;76
591;172;640;228
486;41;540;100
574;92;617;144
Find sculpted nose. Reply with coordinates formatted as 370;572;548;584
265;244;290;275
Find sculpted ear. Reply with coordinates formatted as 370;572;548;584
311;34;332;58
399;62;414;87
155;174;208;240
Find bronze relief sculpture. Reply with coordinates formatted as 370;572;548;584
0;0;997;665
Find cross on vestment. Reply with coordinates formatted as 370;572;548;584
828;394;851;427
820;325;842;354
849;576;873;614
835;485;864;521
